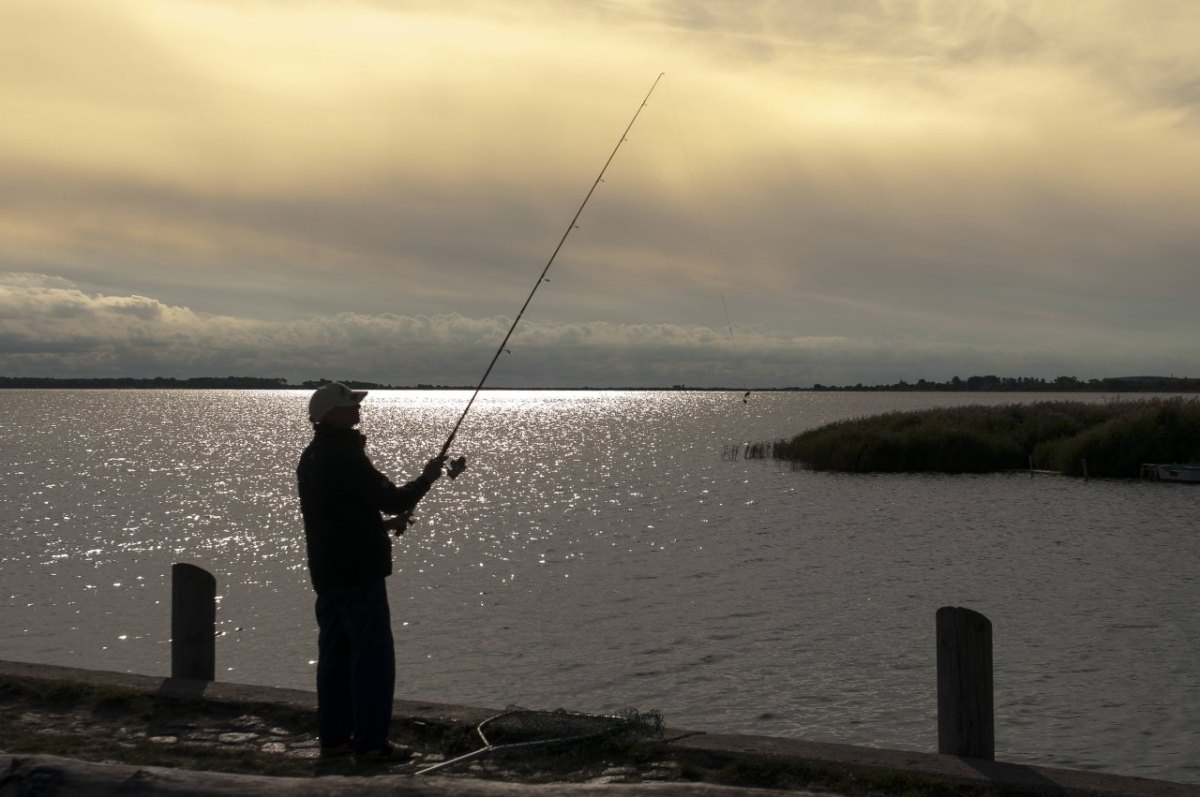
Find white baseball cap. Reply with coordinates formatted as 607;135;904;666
308;382;367;422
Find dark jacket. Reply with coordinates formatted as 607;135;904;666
297;424;431;593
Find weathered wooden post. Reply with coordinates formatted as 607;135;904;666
936;606;994;760
171;563;216;680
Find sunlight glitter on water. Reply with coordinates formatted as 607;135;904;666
2;389;1198;783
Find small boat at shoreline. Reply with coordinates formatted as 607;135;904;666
1144;463;1200;483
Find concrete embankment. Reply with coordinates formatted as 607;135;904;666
2;659;1197;797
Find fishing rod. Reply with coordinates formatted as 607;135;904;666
437;72;666;481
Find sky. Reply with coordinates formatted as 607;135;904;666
2;0;1198;388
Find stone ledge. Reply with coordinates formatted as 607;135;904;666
664;731;1200;797
3;659;1197;797
0;754;814;796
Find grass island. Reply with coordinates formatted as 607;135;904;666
772;398;1200;478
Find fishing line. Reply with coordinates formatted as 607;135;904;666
437;72;667;479
662;77;751;404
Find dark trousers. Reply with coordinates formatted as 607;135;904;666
314;579;395;752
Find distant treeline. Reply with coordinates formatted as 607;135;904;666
0;376;448;390
0;376;295;389
807;375;1200;392
2;374;1198;391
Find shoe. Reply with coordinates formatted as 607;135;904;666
354;742;411;764
318;741;354;759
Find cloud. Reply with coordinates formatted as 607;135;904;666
1;2;1198;385
2;273;1194;387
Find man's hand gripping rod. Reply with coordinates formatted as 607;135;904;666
434;73;666;482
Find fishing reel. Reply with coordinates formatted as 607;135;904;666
386;512;415;537
388;455;467;537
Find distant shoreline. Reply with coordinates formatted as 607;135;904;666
2;375;1199;392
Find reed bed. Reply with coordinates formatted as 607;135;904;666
723;441;774;461
771;398;1200;477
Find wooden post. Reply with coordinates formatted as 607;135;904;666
171;563;216;680
936;606;994;760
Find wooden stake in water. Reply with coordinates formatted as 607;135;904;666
171;563;216;681
936;606;994;760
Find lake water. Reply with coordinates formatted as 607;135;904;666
1;389;1197;783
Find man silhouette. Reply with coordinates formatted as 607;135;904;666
297;382;446;761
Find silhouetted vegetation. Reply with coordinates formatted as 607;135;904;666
805;374;1200;392
723;441;773;461
773;398;1200;478
297;377;406;390
0;376;294;389
0;376;414;390
2;373;1197;391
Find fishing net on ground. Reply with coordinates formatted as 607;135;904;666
416;706;664;775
